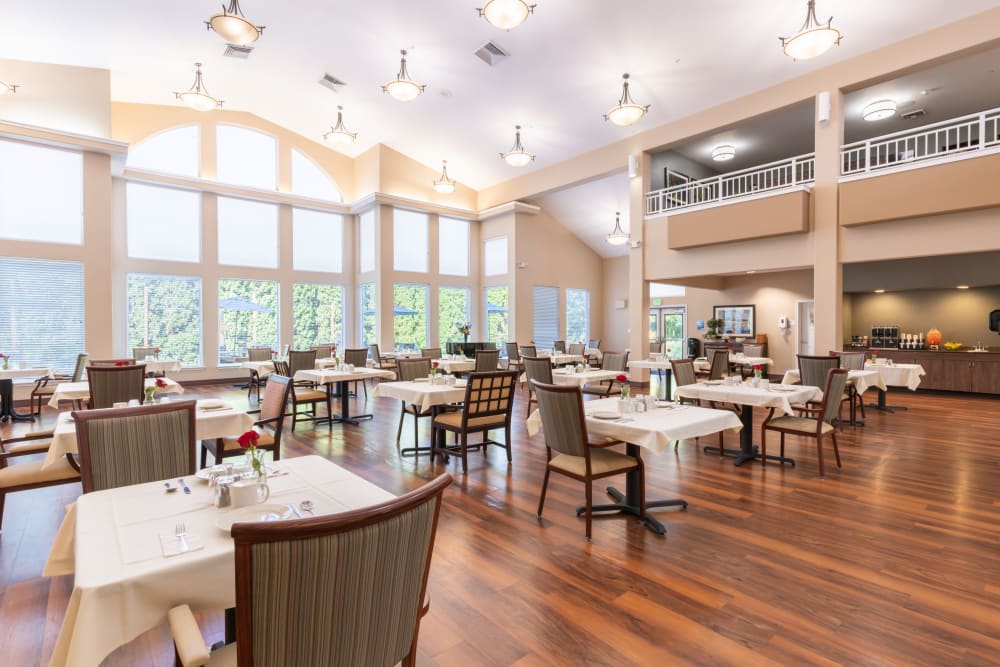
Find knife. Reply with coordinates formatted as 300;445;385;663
288;503;304;519
178;478;191;494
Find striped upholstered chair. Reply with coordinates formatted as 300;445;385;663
568;342;585;356
431;370;518;473
344;347;372;399
504;342;523;372
394;358;433;454
166;473;453;667
202;375;292;468
531;380;641;541
72;401;196;493
474;348;500;372
796;354;846;422
419;347;441;360
582;351;629;397
86;364;146;409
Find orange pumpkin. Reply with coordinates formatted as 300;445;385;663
926;328;943;346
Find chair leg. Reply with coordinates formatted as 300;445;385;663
0;490;6;529
816;434;826;478
717;431;724;457
857;391;866;419
585;479;593;541
760;428;767;466
459;432;468;474
504;423;512;463
780;432;786;461
396;403;406;449
412;410;418;456
831;430;842;469
200;443;208;469
537;467;551;517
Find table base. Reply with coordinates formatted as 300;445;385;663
579;488;687;536
703;404;796;467
867;388;909;413
313;380;374;427
0;379;34;422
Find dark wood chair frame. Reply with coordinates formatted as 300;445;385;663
432;370;518;474
0;431;81;529
202;375;292;468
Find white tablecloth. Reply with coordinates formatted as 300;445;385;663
868;363;926;390
0;366;53;380
537;352;585;366
519;368;624;387
47;377;184;408
694;355;773;372
45;455;394;667
629;359;674;371
138;359;182;375
675;382;820;416
294;367;396;385
781;368;887;395
434;358;476;374
42;401;255;470
526;398;743;454
372;380;467;412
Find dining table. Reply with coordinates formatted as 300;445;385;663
372;378;467;457
527;398;742;535
674;380;821;466
293;367;396;425
694;354;774;373
863;361;926;412
781;368;887;425
46;377;184;409
628;359;674;400
433;357;477;374
135;359;182;375
519;367;624;388
537;351;586;366
44;455;394;667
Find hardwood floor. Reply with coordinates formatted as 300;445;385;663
2;380;999;666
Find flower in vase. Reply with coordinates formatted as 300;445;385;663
115;361;128;367
238;430;264;477
155;378;168;389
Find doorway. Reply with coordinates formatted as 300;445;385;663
648;306;686;359
796;300;815;356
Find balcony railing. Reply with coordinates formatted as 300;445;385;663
841;107;1000;176
645;153;815;216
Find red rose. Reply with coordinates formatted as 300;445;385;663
237;430;260;449
115;361;127;367
155;378;168;388
432;361;439;368
728;345;733;350
615;374;627;383
753;364;761;370
583;354;590;360
154;348;161;354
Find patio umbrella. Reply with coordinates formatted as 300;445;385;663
218;296;269;312
486;302;507;313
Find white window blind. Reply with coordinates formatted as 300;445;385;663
0;257;84;374
439;217;469;276
126;273;203;366
533;285;559;350
0;140;83;245
126;183;201;262
217;197;278;268
291;149;342;202
293;209;343;273
359;211;375;273
127;126;200;177
393;209;429;272
566;288;590;344
484;236;508;276
216;125;277;190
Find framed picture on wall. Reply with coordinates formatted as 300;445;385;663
713;304;755;337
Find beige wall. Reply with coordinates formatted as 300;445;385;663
377;145;478;212
848;287;1000;345
840;207;1000;263
602;256;630;352
0;59;110;137
666;189;811;249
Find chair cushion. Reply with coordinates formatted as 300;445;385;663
766;416;834;435
220;430;275;451
432;412;507;431
6;440;53;455
292;389;327;402
550;448;638;476
0;457;80;488
32;385;57;396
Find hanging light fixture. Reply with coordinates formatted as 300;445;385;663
433;160;456;194
604;74;650;127
0;80;18;95
606;211;629;246
323;106;358;145
382;50;426;102
862;99;897;122
711;145;736;161
477;0;536;31
779;0;842;60
174;63;223;111
500;125;535;167
206;0;264;45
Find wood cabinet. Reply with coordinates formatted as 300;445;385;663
970;358;1000;394
874;349;1000;395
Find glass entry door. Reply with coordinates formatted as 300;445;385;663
649;306;686;359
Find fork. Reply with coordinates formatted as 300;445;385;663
175;523;190;553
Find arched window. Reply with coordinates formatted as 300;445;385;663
127;125;200;177
216;124;277;190
291;149;342;202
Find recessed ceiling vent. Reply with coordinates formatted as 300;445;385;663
901;108;926;120
475;41;510;66
223;44;254;59
319;73;347;93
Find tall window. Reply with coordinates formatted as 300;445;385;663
0;140;83;245
127;274;202;366
439;217;469;276
126;183;201;262
0;257;84;374
566;288;590;344
439;287;470;345
359;211;375;273
483;236;508;276
485;286;508;346
293;283;344;349
359;282;376;345
533;285;559;350
394;284;428;351
393;210;429;273
293;209;343;273
127;126;199;177
217;197;278;268
218;279;279;363
216;125;277;190
290;149;342;202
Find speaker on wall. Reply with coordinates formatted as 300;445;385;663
817;91;831;124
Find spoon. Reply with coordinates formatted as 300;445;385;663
299;500;315;515
164;482;177;493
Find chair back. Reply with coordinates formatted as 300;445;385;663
89;359;136;367
798;355;840;389
475;349;500;372
707;349;729;380
397;357;432;381
259;374;292;424
344;348;370;368
601;351;629;372
273;360;290;377
71;353;89;382
568;342;585;356
505;342;520;362
86;364;146;408
742;343;764;357
132;346;158;360
287;350;317;378
420;348;441;360
552;340;566;353
230;474;452;667
462;371;517;424
670;359;697;387
649;340;663;354
519;345;537;358
247;347;272;362
820;369;850;424
73;401;196;493
310;344;333;358
368;343;383;362
832;350;865;371
588;338;601;350
522;356;554;386
532;381;589;458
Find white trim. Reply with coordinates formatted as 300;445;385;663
644;184;812;220
837;144;1000;183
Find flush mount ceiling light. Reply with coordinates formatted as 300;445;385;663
0;80;17;95
712;144;736;161
433;160;457;194
606;211;630;246
500;125;535;167
604;73;650;127
478;0;536;31
862;99;897;121
206;0;264;45
780;0;842;60
323;106;358;145
174;63;222;111
382;50;426;102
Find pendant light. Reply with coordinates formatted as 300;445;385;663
0;80;18;95
174;63;223;111
500;125;535;167
604;74;650;127
323;106;358;145
862;99;896;122
477;0;536;31
382;50;426;102
433;160;456;194
779;0;842;60
606;211;629;246
206;0;264;45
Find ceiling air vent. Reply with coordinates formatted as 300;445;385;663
900;108;926;121
223;44;254;59
474;41;510;66
319;73;347;93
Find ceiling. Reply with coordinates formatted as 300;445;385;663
2;1;996;192
531;172;631;258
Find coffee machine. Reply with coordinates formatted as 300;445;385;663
870;325;899;349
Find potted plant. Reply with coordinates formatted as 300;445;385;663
706;318;724;339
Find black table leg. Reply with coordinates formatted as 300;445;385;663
315;380;374;426
702;403;795;467
867;387;908;413
0;379;34;422
401;403;438;458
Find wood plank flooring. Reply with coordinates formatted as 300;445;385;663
2;380;999;666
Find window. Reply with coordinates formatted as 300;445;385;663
0;257;83;374
216;125;277;190
566;288;590;345
217;197;278;268
359;282;376;345
393;210;428;273
293;283;344;349
127;126;199;177
439;287;470;344
0;141;83;244
439;217;469;276
126;274;203;366
485;286;508;346
218;279;279;364
293;209;343;273
393;284;428;351
484;236;508;276
290;149;342;202
359;211;375;273
533;285;559;350
126;183;201;262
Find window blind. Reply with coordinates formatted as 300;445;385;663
533;285;559;350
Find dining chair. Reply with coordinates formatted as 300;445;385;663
246;347;273;403
504;342;523;372
73;401;196;492
0;430;81;530
394;358;433;454
796;355;846;425
671;358;727;454
88;359;137;366
568;342;585;356
474;348;500;372
202;375;291;468
582;351;629;397
30;352;89;417
522;355;554;419
830;350;867;422
344;347;372;398
86;364;146;409
519;345;537;360
247;347;272;362
166;473;453;667
285;350;328;431
707;349;730;380
310;344;333;358
368;343;396;370
531;380;643;541
287;349;317;380
588;338;601;350
132;346;158;361
553;340;567;353
431;370;517;474
649;340;663;355
762;368;849;478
